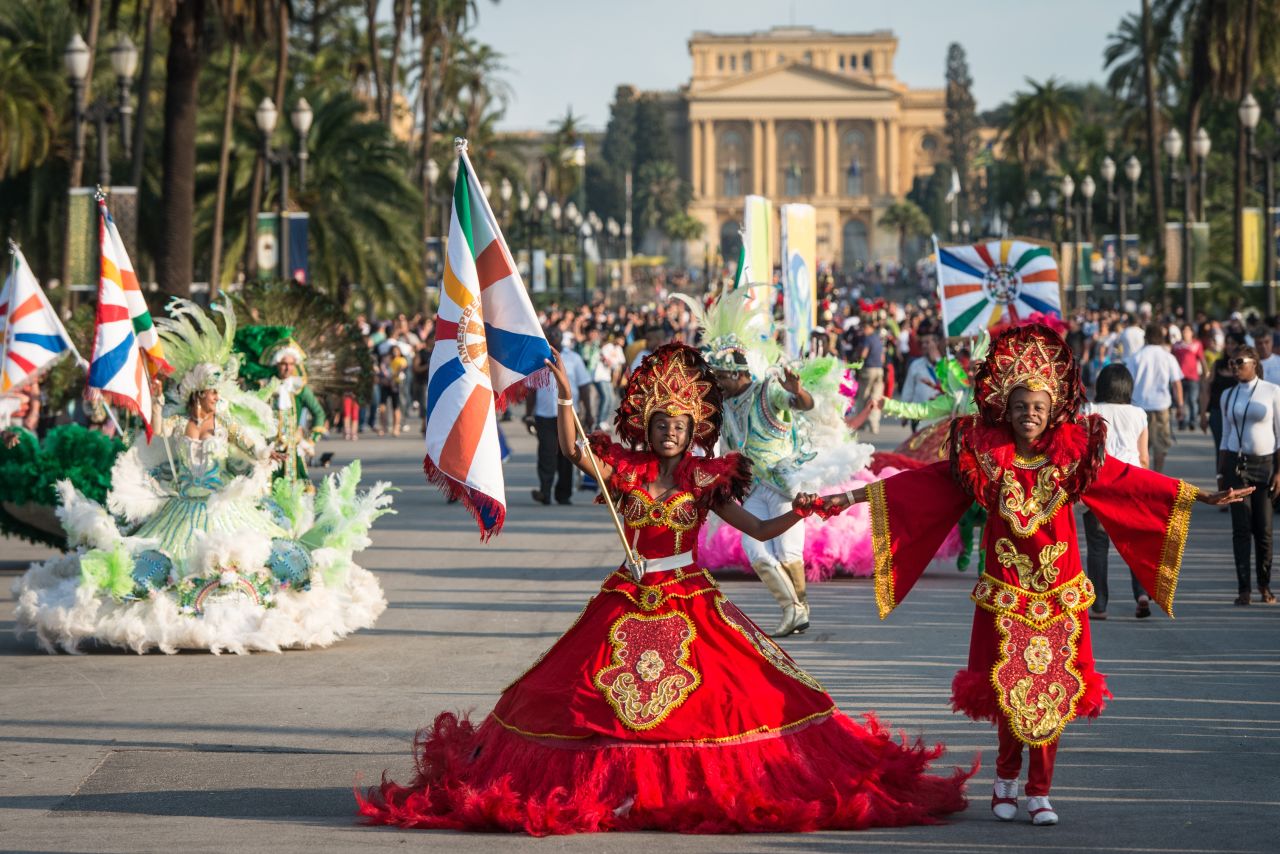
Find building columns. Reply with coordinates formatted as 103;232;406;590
751;120;763;194
812;120;823;196
764;118;777;198
887;119;900;196
826;118;839;197
691;120;703;199
704;120;716;200
874;119;886;196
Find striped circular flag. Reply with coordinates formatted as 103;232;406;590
937;239;1061;338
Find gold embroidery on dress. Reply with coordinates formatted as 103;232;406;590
1013;453;1048;469
868;479;896;619
637;649;665;682
1023;635;1053;675
971;571;1095;625
714;596;824;691
619;490;699;553
1153;480;1198;617
995;538;1068;592
1008;677;1067;741
593;611;701;730
997;463;1075;537
692;468;718;488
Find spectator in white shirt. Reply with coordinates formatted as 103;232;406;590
527;345;590;505
1082;364;1151;619
1219;347;1280;605
1256;332;1280;384
897;334;943;432
1126;323;1184;473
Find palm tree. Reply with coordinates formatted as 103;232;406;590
1001;77;1080;175
155;0;206;298
0;42;60;178
634;159;682;233
194;91;422;312
877;200;932;262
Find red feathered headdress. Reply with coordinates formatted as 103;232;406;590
973;322;1083;427
616;343;723;452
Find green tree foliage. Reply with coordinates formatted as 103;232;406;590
877;200;931;261
944;43;978;216
1001;77;1080;175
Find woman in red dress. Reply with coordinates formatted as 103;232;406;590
358;343;970;835
826;324;1250;826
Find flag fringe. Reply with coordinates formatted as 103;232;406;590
422;455;505;541
96;388;151;440
494;366;551;412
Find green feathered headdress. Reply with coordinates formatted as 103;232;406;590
671;289;779;378
234;325;297;385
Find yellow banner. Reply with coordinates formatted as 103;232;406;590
1243;207;1263;287
741;195;773;310
780;203;816;358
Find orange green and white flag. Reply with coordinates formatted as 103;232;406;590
88;201;166;438
100;200;168;377
935;237;1061;338
424;139;552;539
1;243;83;393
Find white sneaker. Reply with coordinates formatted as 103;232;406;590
991;777;1018;821
1027;795;1058;825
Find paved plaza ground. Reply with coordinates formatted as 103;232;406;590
1;421;1276;853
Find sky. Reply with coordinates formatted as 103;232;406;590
467;0;1132;131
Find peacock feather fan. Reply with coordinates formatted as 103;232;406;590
229;281;374;403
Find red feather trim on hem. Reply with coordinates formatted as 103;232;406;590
423;455;506;541
356;710;974;835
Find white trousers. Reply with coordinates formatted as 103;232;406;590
741;484;804;566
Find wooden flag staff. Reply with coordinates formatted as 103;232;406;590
564;403;645;581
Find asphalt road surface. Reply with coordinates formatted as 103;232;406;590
2;419;1275;853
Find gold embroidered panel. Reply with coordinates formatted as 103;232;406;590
619;489;700;552
593;611;701;731
991;611;1085;746
971;571;1095;628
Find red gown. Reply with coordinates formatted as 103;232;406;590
359;440;970;834
866;417;1198;746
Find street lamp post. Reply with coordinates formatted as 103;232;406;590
1080;175;1096;309
1242;93;1280;315
65;32;139;185
1165;127;1193;319
579;219;593;304
424;158;441;281
1062;174;1077;309
1101;155;1116;225
549;200;563;297
1102;155;1141;308
1026;188;1042;240
255;96;313;283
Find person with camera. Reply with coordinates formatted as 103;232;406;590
1219;346;1280;605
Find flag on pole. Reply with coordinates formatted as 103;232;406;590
425;139;553;539
89;199;164;438
737;194;773;312
99;200;169;377
1;244;83;393
935;237;1061;338
780;203;816;358
945;168;961;202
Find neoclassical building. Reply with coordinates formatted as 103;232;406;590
678;26;947;270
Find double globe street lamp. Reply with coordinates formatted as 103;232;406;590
65;32;139;185
1163;125;1212;318
1100;154;1142;307
255;96;313;282
1240;93;1280;315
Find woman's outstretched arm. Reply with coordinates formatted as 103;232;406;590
711;492;820;542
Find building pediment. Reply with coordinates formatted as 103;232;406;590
692;63;897;101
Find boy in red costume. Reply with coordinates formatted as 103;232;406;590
827;324;1249;825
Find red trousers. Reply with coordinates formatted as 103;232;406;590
996;717;1059;796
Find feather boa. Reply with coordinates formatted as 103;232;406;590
950;415;1107;508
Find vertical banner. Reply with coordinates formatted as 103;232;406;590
780;203;816;359
1100;234;1118;291
740;194;774;311
1164;222;1184;287
531;249;547;293
1061;241;1094;294
256;212;279;274
1274;208;1280;287
1190;222;1211;288
286;211;309;284
1242;206;1263;287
